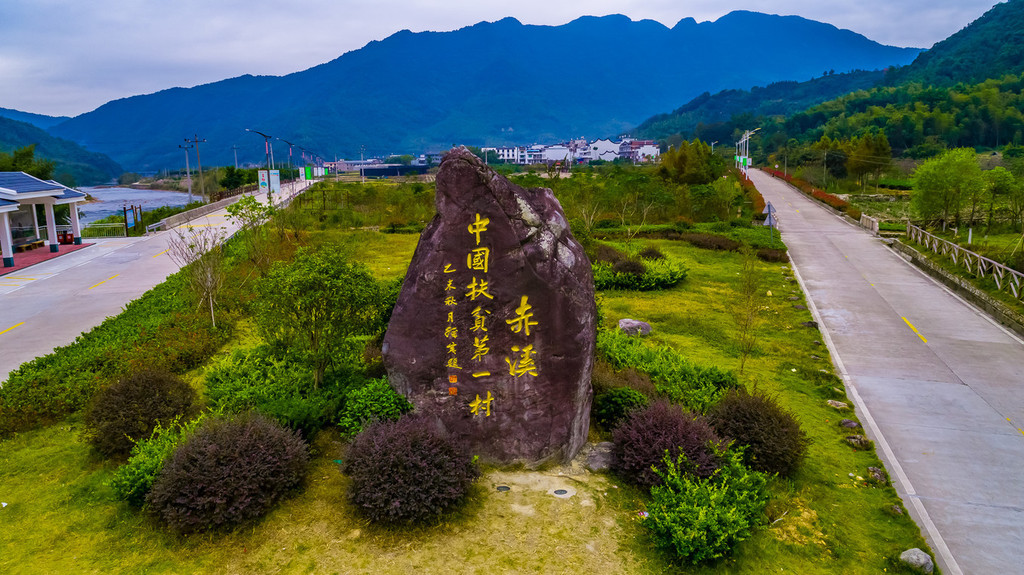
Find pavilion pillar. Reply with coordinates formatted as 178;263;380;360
44;202;58;252
69;202;83;244
1;212;14;267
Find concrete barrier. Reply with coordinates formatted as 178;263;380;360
152;192;255;232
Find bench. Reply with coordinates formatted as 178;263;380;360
13;238;45;252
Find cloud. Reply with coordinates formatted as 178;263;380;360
0;0;1001;116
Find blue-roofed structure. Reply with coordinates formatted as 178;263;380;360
0;171;87;267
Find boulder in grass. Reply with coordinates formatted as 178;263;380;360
617;318;652;336
383;147;595;466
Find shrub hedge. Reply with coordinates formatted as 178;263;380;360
146;412;309;533
593;259;687;291
345;416;479;523
0;272;230;436
597;330;738;413
645;448;770;563
708;388;810;477
611;401;724;488
204;345;365;437
110;413;208;507
83;370;196;459
593;387;649;431
337;377;413;437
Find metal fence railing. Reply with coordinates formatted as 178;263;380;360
907;223;1024;299
81;223;127;238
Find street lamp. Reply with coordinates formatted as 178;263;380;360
710;141;718;154
245;128;274;169
177;142;194;203
277;137;296;179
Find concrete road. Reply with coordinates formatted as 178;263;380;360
750;169;1024;575
0;180;311;382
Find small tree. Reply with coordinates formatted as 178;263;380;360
911;148;984;228
226;194;275;272
255;248;386;386
168;226;227;328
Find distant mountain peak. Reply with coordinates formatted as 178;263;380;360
48;11;921;171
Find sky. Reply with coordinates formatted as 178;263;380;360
0;0;1004;118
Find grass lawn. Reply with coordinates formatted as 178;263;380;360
0;231;931;574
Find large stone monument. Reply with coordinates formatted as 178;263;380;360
382;148;595;466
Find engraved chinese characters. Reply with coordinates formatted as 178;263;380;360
383;148;596;466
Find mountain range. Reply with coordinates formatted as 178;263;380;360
635;0;1024;144
26;11;919;172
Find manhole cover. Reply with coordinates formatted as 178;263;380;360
496;485;511;492
553;489;568;495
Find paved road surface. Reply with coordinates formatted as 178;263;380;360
750;169;1024;575
0;181;311;381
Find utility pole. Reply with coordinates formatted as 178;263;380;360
360;145;366;183
232;145;239;169
178;142;194;203
186;134;207;201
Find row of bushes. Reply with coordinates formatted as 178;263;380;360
762;168;863;220
90;365;439;531
598;391;807;563
0;271;232;436
597;329;738;413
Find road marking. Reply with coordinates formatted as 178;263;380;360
902;317;928;343
153;249;170;258
1007;418;1024;436
787;253;963;575
88;274;120;290
3;276;37;280
1;322;24;335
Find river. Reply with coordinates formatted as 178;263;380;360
78;187;193;225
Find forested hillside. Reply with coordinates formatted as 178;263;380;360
884;0;1024;87
635;70;887;143
0;116;121;185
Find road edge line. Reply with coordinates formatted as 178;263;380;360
788;255;963;575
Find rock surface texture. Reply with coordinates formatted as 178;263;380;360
383;148;596;466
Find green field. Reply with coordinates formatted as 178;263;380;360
0;219;932;573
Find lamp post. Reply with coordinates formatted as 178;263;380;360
246;128;274;170
711;141;718;154
278;137;296;180
178;142;194;203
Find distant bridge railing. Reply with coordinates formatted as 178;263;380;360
907;223;1024;299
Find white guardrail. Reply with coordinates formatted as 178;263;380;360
907;223;1024;299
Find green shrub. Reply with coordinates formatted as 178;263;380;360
205;345;365;437
0;271;230;436
645;448;770;564
597;330;738;413
344;416;479;523
110;413;207;507
83;370;196;459
593;387;649;431
611;401;723;488
338;378;413;437
146;412;309;533
708;388;810;477
593;259;688;291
